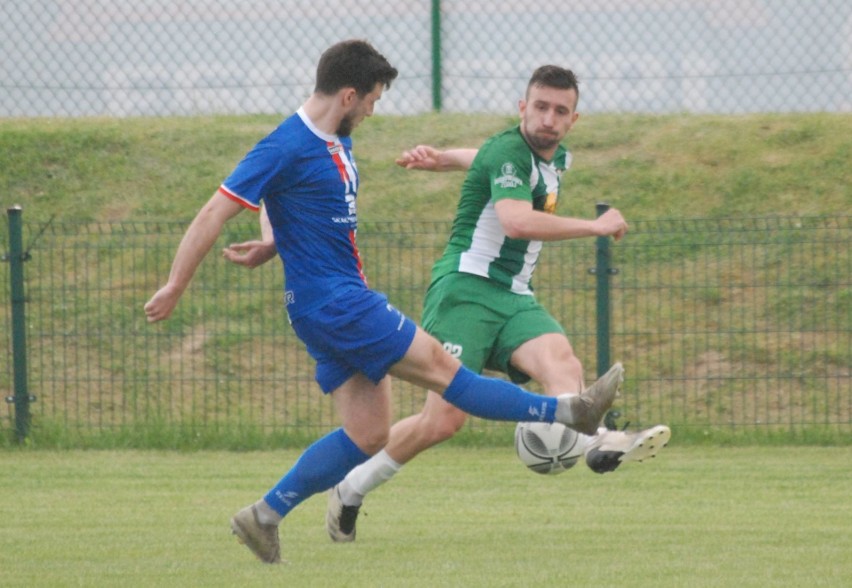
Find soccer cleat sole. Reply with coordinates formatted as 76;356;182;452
619;425;671;463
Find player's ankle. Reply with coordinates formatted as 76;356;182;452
254;499;282;526
554;392;578;424
337;480;365;507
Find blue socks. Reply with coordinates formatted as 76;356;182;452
442;365;557;423
264;427;369;517
262;368;556;519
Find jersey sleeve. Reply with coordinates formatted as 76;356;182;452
478;139;534;204
219;133;291;212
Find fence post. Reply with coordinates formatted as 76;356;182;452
430;0;442;111
5;205;31;442
593;203;623;429
594;202;613;378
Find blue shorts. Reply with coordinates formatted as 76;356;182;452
290;288;418;394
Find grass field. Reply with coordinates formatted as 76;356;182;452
1;446;850;587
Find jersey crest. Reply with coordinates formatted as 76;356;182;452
494;162;523;188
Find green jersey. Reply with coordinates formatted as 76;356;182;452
431;126;572;295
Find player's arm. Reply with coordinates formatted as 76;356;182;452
396;145;478;171
144;191;245;322
495;199;628;242
222;202;277;269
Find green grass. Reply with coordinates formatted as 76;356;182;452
1;446;850;587
3;112;850;222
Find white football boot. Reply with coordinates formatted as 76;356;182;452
585;424;671;474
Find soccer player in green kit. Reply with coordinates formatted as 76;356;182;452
325;65;670;542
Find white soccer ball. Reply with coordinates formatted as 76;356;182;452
514;421;584;475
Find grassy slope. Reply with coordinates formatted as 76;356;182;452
2;112;849;222
1;114;849;447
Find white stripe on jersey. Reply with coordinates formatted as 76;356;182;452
539;159;560;194
529;154;540;191
510;240;542;295
458;201;504;277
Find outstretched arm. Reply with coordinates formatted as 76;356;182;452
395;145;478;172
222;202;277;269
144;192;245;322
495;200;629;242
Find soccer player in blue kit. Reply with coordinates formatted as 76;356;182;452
144;40;624;564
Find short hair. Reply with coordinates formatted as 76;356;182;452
314;40;399;97
526;65;580;103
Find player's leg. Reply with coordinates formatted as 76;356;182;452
329;276;494;542
389;326;619;433
232;289;405;563
328;390;466;541
499;308;623;407
372;274;496;464
503;314;670;473
328;282;615;544
231;373;391;563
391;268;614;428
508;332;583;396
342;389;466;491
379;390;468;463
463;300;621;434
392;271;607;434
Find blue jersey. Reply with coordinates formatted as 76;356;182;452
219;108;367;319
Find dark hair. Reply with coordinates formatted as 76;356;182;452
314;40;399;97
526;65;580;102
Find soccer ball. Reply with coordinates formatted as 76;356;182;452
514;421;584;475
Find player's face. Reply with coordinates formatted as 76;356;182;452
337;83;384;137
519;85;579;156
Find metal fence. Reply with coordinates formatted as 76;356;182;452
3;0;851;117
2;212;850;442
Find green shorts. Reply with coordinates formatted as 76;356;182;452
421;272;565;384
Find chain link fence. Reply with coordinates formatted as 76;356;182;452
3;0;851;117
2;214;850;443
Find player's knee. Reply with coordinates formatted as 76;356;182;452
536;350;583;395
423;410;467;443
548;340;577;363
564;353;582;376
549;344;582;378
352;428;390;456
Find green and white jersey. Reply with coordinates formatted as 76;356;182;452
431;126;572;295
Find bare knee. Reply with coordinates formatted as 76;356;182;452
563;353;583;382
423;408;467;443
540;351;583;395
408;397;469;447
550;341;581;372
348;426;389;456
512;334;584;395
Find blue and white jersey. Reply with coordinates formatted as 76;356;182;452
219;107;367;319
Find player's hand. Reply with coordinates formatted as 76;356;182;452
222;240;277;269
596;208;629;241
144;284;181;323
395;145;442;171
